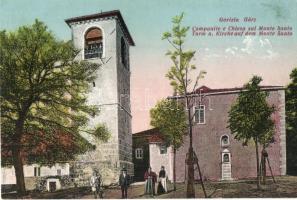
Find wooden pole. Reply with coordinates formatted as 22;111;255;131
263;155;266;184
259;157;263;183
266;156;276;184
193;151;207;198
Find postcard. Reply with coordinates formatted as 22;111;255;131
1;0;296;198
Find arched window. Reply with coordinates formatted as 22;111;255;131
121;37;128;69
84;27;103;59
221;135;229;147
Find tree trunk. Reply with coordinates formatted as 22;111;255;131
173;148;177;191
255;137;260;189
13;119;27;196
262;149;266;184
186;97;195;198
186;147;195;198
12;146;26;196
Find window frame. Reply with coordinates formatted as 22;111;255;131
121;37;128;70
34;167;41;177
223;153;230;163
135;148;143;159
159;145;167;154
222;149;231;164
221;135;230;147
83;26;104;60
194;104;206;124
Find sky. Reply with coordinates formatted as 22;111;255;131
1;0;297;133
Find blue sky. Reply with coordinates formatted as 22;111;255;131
1;0;297;132
1;0;297;50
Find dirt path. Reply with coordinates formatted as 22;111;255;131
2;176;297;198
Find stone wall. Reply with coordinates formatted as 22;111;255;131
116;21;133;176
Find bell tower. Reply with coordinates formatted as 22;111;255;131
65;10;134;184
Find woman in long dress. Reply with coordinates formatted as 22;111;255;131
144;167;157;196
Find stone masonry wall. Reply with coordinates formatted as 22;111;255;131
116;21;133;175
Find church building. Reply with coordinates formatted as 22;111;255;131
133;86;286;182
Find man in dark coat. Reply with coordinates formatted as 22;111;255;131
119;167;130;198
158;166;167;194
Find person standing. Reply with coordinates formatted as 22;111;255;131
119;167;130;199
90;171;101;198
144;167;157;196
158;166;167;193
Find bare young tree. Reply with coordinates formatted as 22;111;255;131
162;13;207;197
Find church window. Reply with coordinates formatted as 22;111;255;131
121;37;128;69
221;135;230;146
195;105;205;124
135;148;143;159
223;154;230;163
84;27;103;59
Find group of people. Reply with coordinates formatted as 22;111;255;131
89;166;168;199
144;166;167;196
90;168;130;199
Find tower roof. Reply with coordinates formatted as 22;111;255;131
65;10;135;46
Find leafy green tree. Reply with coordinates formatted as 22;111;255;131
0;20;109;195
150;99;187;191
162;13;207;197
228;76;275;189
286;68;297;175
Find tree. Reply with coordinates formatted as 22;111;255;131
150;99;188;191
0;20;109;195
227;76;275;189
286;68;297;175
162;13;207;197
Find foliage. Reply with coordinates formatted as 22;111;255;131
228;76;275;145
286;67;297;175
150;99;188;149
227;75;275;188
0;20;110;165
162;13;206;95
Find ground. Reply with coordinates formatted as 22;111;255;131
2;176;297;198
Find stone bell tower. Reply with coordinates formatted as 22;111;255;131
65;10;134;184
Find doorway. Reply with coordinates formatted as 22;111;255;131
49;182;56;192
